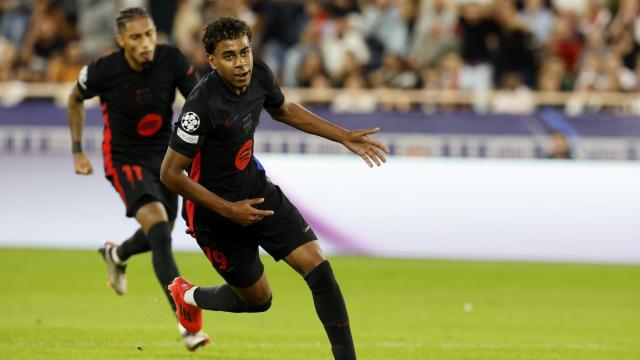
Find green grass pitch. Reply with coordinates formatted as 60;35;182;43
0;248;638;359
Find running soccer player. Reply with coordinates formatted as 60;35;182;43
160;17;388;360
67;7;209;351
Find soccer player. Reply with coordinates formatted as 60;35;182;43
160;17;389;359
67;7;209;351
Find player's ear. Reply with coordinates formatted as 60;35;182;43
207;54;217;70
116;33;124;48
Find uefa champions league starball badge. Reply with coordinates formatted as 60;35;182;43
181;112;200;132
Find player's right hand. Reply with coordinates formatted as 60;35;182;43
227;198;274;226
73;153;94;175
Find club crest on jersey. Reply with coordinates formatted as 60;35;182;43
181;112;200;132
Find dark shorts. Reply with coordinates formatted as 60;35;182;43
194;181;317;287
106;161;178;221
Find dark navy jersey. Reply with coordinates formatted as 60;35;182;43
169;60;285;231
77;44;197;171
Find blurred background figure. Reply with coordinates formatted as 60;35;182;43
546;130;574;159
331;71;377;113
409;0;457;71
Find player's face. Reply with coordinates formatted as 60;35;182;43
208;35;253;91
117;17;157;70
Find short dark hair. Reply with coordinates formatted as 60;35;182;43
202;17;252;54
115;7;150;32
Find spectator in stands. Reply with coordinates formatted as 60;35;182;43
600;52;636;91
358;0;410;63
320;13;370;83
46;39;84;82
574;54;601;91
493;0;536;86
546;131;573;159
579;0;612;35
18;1;69;81
518;0;555;49
332;50;364;87
75;0;116;59
575;52;635;93
544;13;584;78
581;30;608;64
0;0;33;47
254;0;308;81
610;27;639;71
296;50;330;88
278;1;330;86
634;54;640;90
331;72;377;113
418;65;438;113
0;34;16;81
491;72;535;115
457;0;497;112
325;0;360;17
537;55;569;90
420;65;440;90
309;72;333;89
408;0;457;71
368;52;418;90
172;0;202;56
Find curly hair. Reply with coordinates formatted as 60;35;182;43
202;17;252;54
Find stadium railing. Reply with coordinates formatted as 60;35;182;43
1;82;640;109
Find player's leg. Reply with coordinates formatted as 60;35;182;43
169;235;273;333
255;181;356;359
106;221;174;271
187;272;273;312
136;201;210;351
115;228;150;261
134;201;180;311
177;238;273;313
284;240;356;360
98;165;153;295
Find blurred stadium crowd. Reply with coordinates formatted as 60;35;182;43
1;0;639;96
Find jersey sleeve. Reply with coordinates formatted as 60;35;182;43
169;87;212;158
261;62;285;109
76;62;100;99
173;47;198;98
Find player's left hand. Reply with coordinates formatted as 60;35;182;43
342;127;389;167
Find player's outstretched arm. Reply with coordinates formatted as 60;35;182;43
266;102;389;167
67;85;93;175
160;148;274;226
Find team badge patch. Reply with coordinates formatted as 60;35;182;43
181;112;200;132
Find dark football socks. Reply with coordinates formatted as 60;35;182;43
193;285;272;313
146;221;180;311
305;261;356;360
115;228;149;262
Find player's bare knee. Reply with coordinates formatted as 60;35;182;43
135;202;169;233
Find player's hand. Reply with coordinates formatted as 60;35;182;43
342;127;389;167
227;198;274;226
73;152;94;175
